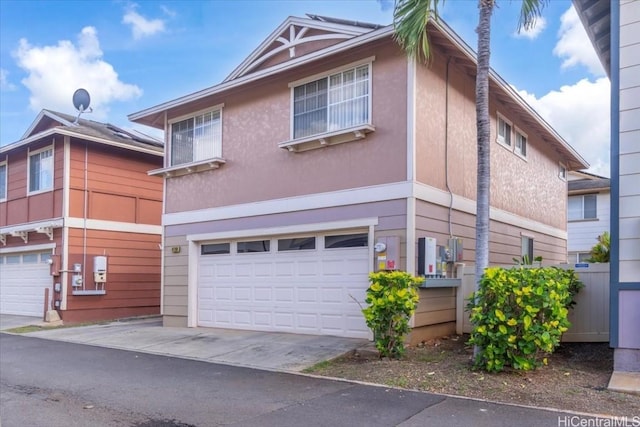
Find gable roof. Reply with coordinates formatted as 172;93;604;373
568;177;611;192
1;109;163;156
224;15;381;82
129;14;588;170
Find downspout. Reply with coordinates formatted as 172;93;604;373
82;141;88;291
445;57;454;238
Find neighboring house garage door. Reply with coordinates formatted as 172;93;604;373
0;251;52;316
197;232;371;338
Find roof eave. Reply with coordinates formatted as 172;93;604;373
0;128;163;157
128;24;395;127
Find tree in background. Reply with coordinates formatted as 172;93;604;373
588;231;610;263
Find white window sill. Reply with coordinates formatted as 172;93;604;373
568;218;599;223
279;124;375;153
28;188;54;196
515;151;528;161
149;157;226;178
496;138;512;151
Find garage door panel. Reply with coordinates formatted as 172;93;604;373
198;237;371;338
0;251;51;317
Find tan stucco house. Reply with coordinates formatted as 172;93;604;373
129;15;587;341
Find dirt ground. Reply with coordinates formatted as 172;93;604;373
306;335;639;417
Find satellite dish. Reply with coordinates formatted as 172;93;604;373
72;88;92;123
73;88;91;112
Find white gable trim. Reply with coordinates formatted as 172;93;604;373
224;16;371;82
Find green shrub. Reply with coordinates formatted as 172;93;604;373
467;266;583;372
362;271;421;359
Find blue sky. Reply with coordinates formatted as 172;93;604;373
0;0;609;175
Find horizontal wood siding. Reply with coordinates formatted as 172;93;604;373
63;228;161;322
410;287;457;344
68;140;162;226
415;200;567;266
0;137;64;227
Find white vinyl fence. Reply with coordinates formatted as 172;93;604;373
457;263;610;342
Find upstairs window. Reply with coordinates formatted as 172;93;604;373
28;147;53;193
497;114;512;147
0;162;6;201
559;163;567;181
569;194;597;220
293;64;370;139
170;109;222;166
515;129;527;158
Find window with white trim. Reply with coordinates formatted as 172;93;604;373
497;114;512;147
515;129;527;157
293;64;370;139
568;194;597;221
0;162;6;201
28;147;53;193
559;163;567;181
170;109;222;166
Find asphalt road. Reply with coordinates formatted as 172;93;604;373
0;333;584;427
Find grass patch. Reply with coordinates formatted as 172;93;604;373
302;360;334;373
4;325;53;334
3;319;112;334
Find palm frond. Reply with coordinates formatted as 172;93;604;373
517;0;548;31
393;0;445;63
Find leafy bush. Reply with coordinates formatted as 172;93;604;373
467;267;583;372
362;271;421;359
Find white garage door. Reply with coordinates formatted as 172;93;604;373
197;232;371;338
0;251;52;316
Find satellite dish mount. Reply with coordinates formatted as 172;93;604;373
72;88;92;124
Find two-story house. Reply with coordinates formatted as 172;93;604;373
567;170;611;263
0;110;164;323
129;15;587;341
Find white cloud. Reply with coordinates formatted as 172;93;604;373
517;78;611;177
0;68;16;91
13;26;142;119
553;6;604;76
513;16;547;40
122;4;166;40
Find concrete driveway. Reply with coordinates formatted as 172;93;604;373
0;314;370;372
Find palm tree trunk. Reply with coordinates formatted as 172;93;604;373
474;0;493;358
474;0;493;289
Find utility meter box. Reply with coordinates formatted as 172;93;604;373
447;237;464;262
418;237;439;277
374;236;400;271
93;256;107;283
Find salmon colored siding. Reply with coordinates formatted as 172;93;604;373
1;114;163;323
0;137;64;226
68;141;163;225
63;227;161;322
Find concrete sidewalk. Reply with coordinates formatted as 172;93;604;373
0;315;369;372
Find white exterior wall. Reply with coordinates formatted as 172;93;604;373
618;0;640;283
568;192;611;254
